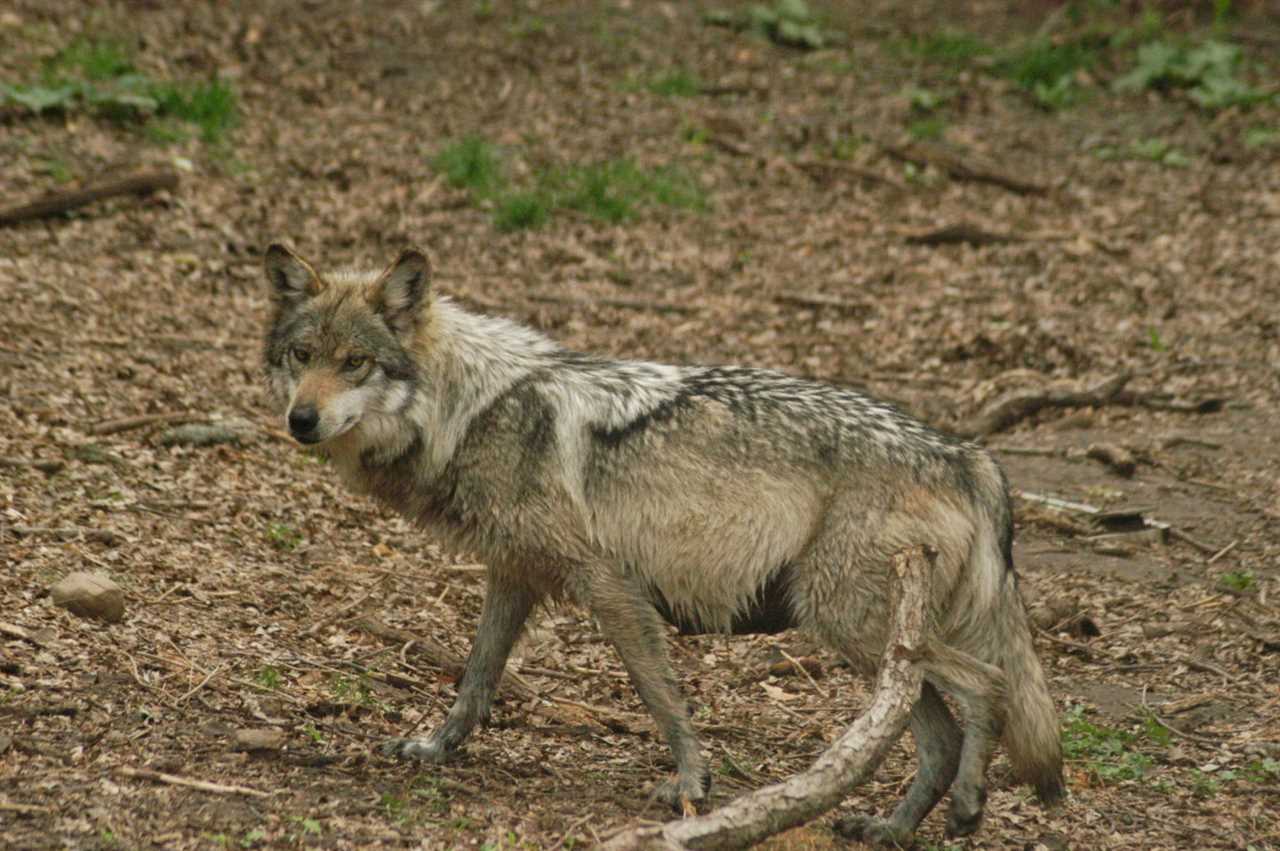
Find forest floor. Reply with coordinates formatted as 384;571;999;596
2;1;1279;848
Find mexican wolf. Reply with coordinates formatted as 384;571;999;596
262;244;1065;843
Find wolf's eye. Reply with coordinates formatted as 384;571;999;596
291;345;311;364
344;355;367;371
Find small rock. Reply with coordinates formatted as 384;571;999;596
232;728;287;752
49;572;125;623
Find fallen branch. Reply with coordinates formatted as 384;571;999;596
89;411;205;436
0;170;179;227
601;546;932;851
1015;491;1219;555
9;525;123;545
0;457;65;474
792;158;907;191
905;222;1024;247
528;293;698;316
965;373;1132;437
883;142;1049;197
773;292;872;315
116;766;270;797
0;621;49;647
0;800;53;815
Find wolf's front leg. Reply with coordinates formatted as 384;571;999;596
583;568;709;814
383;573;538;763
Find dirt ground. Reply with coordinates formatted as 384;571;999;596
3;1;1279;849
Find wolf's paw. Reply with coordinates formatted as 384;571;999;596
651;771;711;817
832;814;913;848
380;736;453;764
945;785;986;838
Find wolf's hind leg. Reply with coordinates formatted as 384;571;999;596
583;568;709;812
836;681;962;846
383;574;538;763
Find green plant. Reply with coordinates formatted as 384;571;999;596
1114;39;1270;109
996;37;1100;110
1;37;238;142
704;0;841;50
1217;570;1255;593
301;723;325;744
1096;140;1188;169
240;828;267;848
431;136;505;194
1244;127;1279;149
254;665;282;690
1061;706;1159;784
901;29;989;65
493;190;553;232
645;68;702;97
909;117;947;141
266;522;303;551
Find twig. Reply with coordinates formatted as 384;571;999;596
1181;655;1238;684
773;292;871;315
548;813;597;851
115;766;271;797
1015;491;1220;555
9;525;122;545
176;663;222;705
0;170;179;227
777;648;828;699
0;800;54;815
904;222;1024;247
0;621;48;647
1140;689;1222;746
964;373;1131;437
89;411;205;436
528;293;699;316
0;457;65;474
883;142;1049;197
1207;540;1239;565
792;158;906;191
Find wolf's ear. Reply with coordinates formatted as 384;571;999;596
264;243;324;305
371;249;431;336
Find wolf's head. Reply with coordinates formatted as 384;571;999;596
262;244;429;445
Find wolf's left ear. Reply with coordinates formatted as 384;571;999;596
264;243;324;304
372;249;431;336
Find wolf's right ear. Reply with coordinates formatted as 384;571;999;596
264;244;325;305
371;249;431;337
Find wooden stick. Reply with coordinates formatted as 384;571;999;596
115;766;271;797
964;373;1131;437
0;800;54;815
89;411;204;436
883;142;1049;197
600;546;933;851
905;222;1024;247
0;170;179;227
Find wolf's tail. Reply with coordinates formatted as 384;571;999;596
990;520;1067;805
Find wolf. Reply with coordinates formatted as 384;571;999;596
261;243;1065;843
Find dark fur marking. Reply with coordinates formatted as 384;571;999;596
650;565;796;636
591;392;694;449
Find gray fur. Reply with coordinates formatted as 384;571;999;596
262;245;1065;840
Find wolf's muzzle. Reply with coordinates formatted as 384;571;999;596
288;406;321;443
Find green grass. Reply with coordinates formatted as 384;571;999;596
995;37;1102;110
900;29;990;65
430;137;706;232
645;68;702;97
431;136;505;194
1;36;238;142
1217;570;1255;593
1061;706;1160;784
266;522;303;551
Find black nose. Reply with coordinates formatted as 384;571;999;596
288;406;320;440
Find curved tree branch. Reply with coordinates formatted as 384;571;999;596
601;545;935;851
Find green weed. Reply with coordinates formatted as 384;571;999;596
432;136;505;194
1217;570;1255;593
900;29;990;65
996;37;1100;110
254;666;282;690
266;522;303;551
645;68;702;97
1114;39;1270;110
493;190;553;232
704;0;841;50
1096;139;1189;169
1244;127;1280;149
1;37;237;142
1061;706;1159;784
